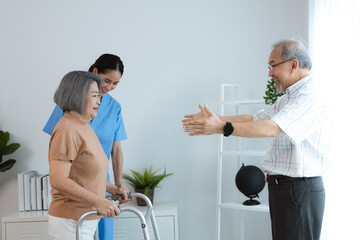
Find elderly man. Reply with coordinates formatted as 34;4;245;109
182;40;331;240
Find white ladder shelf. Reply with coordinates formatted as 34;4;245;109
216;84;270;240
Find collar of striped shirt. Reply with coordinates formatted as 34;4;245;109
285;74;313;96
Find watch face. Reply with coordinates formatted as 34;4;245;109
224;122;234;136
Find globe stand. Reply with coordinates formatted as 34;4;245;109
243;194;260;206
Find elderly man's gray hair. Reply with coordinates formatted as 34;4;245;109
54;71;101;114
273;39;312;70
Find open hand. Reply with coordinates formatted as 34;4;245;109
183;105;225;136
183;104;210;122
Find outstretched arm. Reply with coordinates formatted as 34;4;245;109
183;105;282;138
183;104;254;123
219;114;254;123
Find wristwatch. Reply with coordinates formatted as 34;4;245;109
223;122;234;137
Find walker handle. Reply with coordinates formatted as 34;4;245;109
97;192;133;215
105;192;132;201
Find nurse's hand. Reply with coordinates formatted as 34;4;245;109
114;187;133;204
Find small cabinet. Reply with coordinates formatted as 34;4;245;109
5;221;49;239
2;202;178;240
2;211;50;240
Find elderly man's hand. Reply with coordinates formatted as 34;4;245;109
183;104;210;121
182;105;225;136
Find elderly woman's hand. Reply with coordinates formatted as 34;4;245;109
95;198;120;218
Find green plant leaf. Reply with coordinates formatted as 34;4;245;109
0;143;20;156
123;166;174;190
0;159;16;172
0;131;10;150
130;169;144;184
144;187;150;195
263;78;285;105
122;174;139;188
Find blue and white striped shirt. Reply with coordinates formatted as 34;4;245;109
253;75;331;177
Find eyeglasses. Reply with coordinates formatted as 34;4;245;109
268;59;293;71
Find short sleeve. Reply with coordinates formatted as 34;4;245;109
43;105;64;135
49;126;79;162
271;94;323;144
253;105;273;121
114;106;127;141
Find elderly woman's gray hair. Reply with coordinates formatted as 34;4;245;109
54;71;101;114
273;39;312;70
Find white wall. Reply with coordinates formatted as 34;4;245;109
0;0;308;239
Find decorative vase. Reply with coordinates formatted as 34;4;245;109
135;188;154;206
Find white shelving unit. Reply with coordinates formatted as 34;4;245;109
216;84;270;240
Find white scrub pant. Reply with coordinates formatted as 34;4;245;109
48;215;98;240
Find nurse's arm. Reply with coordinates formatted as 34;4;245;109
111;141;124;188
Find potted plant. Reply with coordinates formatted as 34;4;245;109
263;78;285;105
123;166;173;206
0;130;21;172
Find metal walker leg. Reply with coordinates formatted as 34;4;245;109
76;193;160;240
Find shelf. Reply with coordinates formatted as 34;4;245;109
220;151;266;157
217;84;270;240
219;202;269;213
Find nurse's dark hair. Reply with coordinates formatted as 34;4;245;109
54;71;101;114
88;53;124;75
272;39;312;70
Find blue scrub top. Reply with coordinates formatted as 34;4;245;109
43;94;127;159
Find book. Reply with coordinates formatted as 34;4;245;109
42;175;49;210
17;172;25;211
30;176;37;210
24;171;38;211
47;175;52;209
17;170;36;212
17;171;53;212
36;174;47;210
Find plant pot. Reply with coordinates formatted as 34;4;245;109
135;188;154;206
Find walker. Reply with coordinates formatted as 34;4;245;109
76;193;160;240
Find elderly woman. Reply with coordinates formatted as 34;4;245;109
48;71;120;240
43;54;129;239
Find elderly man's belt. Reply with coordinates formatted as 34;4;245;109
266;174;319;184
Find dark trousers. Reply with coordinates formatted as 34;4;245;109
267;176;325;240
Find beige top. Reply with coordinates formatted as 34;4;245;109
48;112;108;220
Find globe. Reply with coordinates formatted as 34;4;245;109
235;163;265;205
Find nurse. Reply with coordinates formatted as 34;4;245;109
43;54;129;240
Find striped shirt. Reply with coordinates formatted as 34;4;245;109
253;75;331;177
